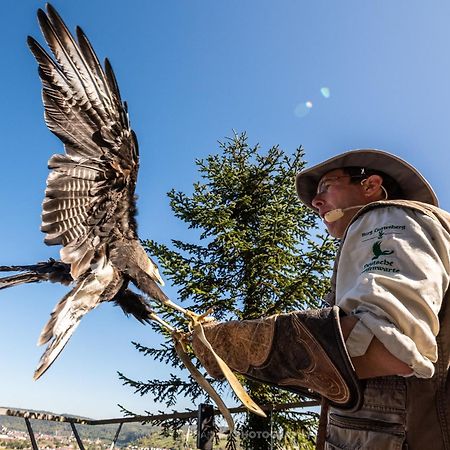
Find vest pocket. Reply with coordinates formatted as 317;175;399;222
326;413;406;450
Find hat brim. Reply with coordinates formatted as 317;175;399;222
296;149;438;209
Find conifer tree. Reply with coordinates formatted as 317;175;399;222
119;133;335;449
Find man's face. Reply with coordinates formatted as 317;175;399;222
311;168;370;238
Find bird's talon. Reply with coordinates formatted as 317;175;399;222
186;307;215;327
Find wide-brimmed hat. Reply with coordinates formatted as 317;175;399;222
296;149;438;208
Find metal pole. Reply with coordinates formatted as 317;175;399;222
70;422;86;450
109;422;123;450
270;406;274;450
24;418;39;450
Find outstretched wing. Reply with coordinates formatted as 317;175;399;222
28;4;139;279
34;260;118;380
0;260;72;288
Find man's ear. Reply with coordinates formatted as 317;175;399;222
361;174;384;199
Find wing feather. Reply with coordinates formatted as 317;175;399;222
29;4;139;279
43;197;93;213
36;7;109;127
34;271;107;380
76;26;117;114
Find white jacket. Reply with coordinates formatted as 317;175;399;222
337;205;450;378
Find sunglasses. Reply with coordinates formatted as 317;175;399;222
316;175;366;194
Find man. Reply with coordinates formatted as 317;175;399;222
193;149;450;449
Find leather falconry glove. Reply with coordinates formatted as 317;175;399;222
192;306;363;411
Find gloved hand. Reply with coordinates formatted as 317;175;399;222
191;307;363;411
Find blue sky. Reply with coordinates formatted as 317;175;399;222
1;0;450;419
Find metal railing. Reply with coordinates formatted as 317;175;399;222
0;400;319;450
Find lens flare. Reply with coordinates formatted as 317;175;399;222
294;101;313;118
320;87;330;98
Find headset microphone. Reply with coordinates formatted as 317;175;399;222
324;205;365;223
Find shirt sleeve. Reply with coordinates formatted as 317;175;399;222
336;206;450;378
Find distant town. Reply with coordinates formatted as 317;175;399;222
0;424;196;450
0;406;233;450
0;421;227;450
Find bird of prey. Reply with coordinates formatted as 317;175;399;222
21;3;198;381
0;4;264;426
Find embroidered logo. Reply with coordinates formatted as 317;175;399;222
371;240;394;260
359;223;403;274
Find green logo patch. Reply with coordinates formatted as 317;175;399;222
358;223;406;275
372;240;394;260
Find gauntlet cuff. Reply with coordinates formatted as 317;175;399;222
192;306;362;411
